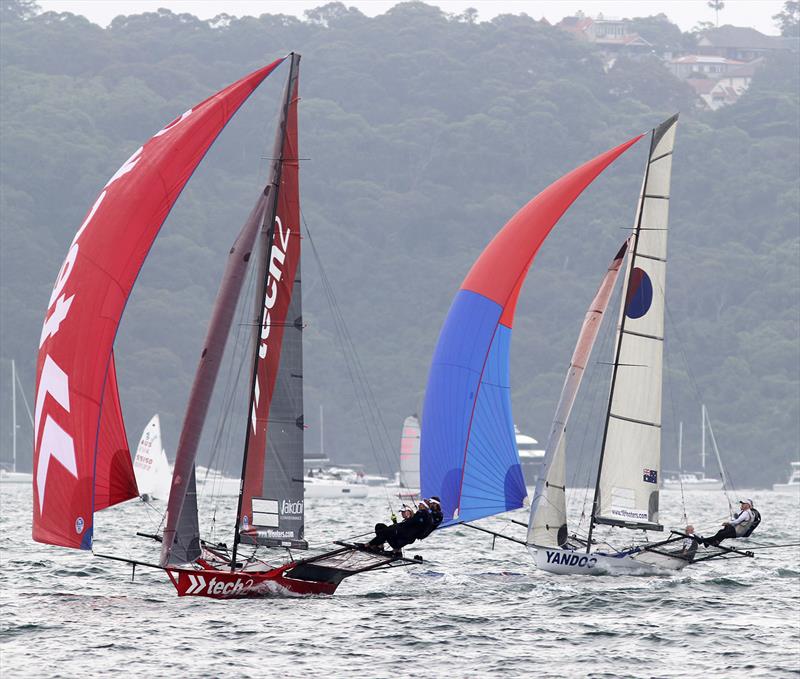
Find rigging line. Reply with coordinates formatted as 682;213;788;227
301;212;397;510
572;279;620;530
664;335;688;522
663;297;736;512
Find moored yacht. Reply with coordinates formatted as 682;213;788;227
773;461;800;494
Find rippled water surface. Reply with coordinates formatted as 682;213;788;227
1;485;798;678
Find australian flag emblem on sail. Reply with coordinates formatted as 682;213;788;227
643;469;658;484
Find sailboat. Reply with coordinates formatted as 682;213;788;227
33;54;417;598
419;127;645;527
132;414;172;501
1;360;34;484
663;405;724;490
525;115;754;574
397;415;421;497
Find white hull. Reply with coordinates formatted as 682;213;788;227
0;470;32;484
772;483;800;494
530;545;688;575
304;478;369;498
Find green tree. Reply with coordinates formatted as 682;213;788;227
708;0;725;27
773;0;800;36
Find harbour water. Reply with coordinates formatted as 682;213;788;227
1;485;798;678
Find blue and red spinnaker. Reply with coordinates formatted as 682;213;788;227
420;134;644;526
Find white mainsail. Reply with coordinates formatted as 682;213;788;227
593;115;677;530
527;240;629;548
399;415;421;490
133;414;171;501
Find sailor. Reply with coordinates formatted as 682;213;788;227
367;505;414;552
418;497;443;538
680;525;699;561
702;499;757;547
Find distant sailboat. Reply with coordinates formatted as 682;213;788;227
663;405;724;491
132;414;171;501
398;414;421;496
33;54;416;598
1;360;33;484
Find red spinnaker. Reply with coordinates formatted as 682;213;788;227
34;59;284;549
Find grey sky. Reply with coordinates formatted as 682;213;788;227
37;1;786;35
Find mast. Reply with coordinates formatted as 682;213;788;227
586;140;652;551
231;52;301;569
11;359;16;473
701;404;706;471
320;404;324;458
678;421;683;471
587;114;678;551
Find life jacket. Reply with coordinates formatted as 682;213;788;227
733;508;760;537
741;508;761;537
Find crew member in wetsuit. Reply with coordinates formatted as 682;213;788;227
701;499;757;547
418;497;443;538
368;505;413;551
368;501;432;554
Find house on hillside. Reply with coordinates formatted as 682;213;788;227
696;25;798;61
557;14;652;66
680;58;761;110
668;55;745;79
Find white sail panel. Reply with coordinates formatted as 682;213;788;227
595;115;677;530
133;414;171;500
399;415;421;490
528;433;567;547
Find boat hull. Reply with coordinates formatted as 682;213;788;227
304;479;369;498
167;564;338;598
663;479;723;491
529;545;688;575
0;470;32;484
772;483;800;494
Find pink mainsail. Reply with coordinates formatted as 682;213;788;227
34;59;284;550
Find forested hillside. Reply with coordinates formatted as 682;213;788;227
1;1;798;486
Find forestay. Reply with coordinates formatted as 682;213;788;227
527;240;629;547
34;60;284;551
593;115;678;531
420;135;643;527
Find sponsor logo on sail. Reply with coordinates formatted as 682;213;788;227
35;111;194;519
251;215;292;434
282;499;303;516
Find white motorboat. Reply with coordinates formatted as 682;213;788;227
773;461;800;494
